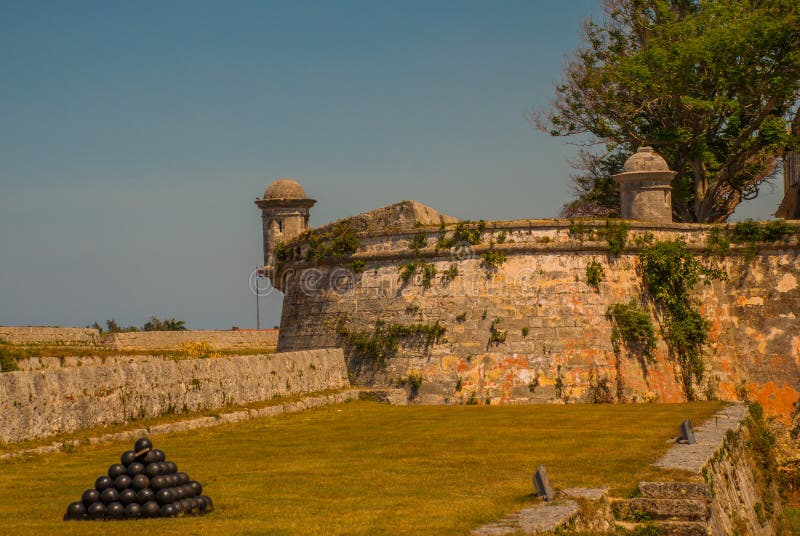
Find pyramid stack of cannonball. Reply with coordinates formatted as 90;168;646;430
64;437;213;520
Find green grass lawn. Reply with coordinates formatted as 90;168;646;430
0;400;723;535
787;508;800;534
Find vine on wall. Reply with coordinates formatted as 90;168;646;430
605;299;657;401
638;239;726;400
336;319;446;365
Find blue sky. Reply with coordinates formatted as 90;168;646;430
0;0;782;330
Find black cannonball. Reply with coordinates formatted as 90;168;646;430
173;486;185;500
87;501;106;519
180;484;194;499
126;462;145;476
155;488;174;506
114;474;132;491
142;450;159;464
95;476;113;492
180;498;194;514
145;462;160;478
188;481;202;497
166;474;178;487
204;495;213;510
160;503;178;517
165;461;177;473
173;499;183;514
124;502;141;519
100;487;119;504
108;463;127;479
134;437;152;453
151;449;166;463
176;472;189;485
66;501;86;518
142;500;160;518
150;475;167;490
135;488;154;504
81;488;100;506
120;450;137;466
119;489;136;505
106;501;125;519
132;474;150;491
157;461;170;475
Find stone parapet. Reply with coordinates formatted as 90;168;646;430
0;348;348;443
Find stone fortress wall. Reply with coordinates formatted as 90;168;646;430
0;326;279;351
259;149;800;426
275;219;800;420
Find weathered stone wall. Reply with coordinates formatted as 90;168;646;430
101;329;279;351
0;348;348;443
275;220;800;423
705;418;784;536
0;326;279;351
0;326;100;345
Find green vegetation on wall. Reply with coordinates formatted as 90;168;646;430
586;259;604;290
410;232;427;254
436;220;486;249
420;262;437;289
605;300;657;366
351;259;365;273
481;247;507;272
443;264;459;282
0;339;22;372
705;219;800;260
488;318;507;346
305;223;361;262
603;219;629;255
639;239;726;400
337;319;447;364
567;219;629;254
606;299;656;401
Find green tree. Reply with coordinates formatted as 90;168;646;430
537;0;800;222
143;316;187;331
560;149;626;217
104;318;138;333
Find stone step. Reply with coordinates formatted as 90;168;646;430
616;520;709;536
611;497;709;522
638;481;712;500
471;499;579;535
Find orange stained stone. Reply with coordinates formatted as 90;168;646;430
717;381;738;401
747;382;800;424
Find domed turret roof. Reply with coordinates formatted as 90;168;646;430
263;178;307;200
622;147;670;173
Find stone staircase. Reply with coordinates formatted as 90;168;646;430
611;482;712;535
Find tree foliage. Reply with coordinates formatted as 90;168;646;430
538;0;800;222
91;316;187;333
143;316;187;332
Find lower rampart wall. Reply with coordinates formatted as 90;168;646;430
0;348;348;443
101;329;279;350
0;327;279;350
705;416;784;535
0;326;100;346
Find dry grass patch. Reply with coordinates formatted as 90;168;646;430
0;400;723;535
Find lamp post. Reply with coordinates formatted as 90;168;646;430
255;266;267;330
